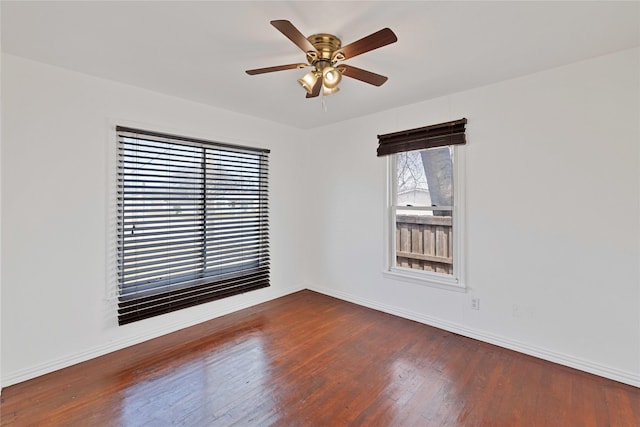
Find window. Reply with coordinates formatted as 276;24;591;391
116;126;270;325
377;119;466;290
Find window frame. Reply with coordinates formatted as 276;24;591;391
383;145;466;292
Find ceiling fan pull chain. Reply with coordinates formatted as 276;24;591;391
322;91;328;113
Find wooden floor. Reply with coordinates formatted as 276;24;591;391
1;291;639;426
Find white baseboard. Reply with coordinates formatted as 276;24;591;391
308;285;640;388
1;285;305;388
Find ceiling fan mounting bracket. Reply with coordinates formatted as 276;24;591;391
306;33;342;64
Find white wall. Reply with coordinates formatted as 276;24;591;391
303;48;640;386
0;54;307;386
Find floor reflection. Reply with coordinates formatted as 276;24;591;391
119;322;269;426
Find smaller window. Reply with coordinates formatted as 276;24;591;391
378;119;466;290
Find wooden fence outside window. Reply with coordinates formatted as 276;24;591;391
395;214;453;274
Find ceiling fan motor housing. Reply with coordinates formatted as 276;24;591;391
306;33;342;65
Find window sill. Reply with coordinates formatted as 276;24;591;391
383;267;466;293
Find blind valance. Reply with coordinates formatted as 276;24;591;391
377;118;467;156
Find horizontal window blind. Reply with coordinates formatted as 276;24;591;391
377;118;467;156
116;126;270;325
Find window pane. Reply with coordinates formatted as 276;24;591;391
394;147;454;275
395;211;453;274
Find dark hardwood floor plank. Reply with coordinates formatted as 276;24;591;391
1;290;639;426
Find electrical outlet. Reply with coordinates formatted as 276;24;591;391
471;298;480;310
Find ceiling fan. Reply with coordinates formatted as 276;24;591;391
246;20;397;98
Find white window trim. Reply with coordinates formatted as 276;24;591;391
382;145;466;292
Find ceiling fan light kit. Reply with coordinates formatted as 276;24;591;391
322;66;342;89
246;20;397;99
297;71;318;93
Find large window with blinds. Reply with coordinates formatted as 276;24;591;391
377;119;466;290
116;126;270;325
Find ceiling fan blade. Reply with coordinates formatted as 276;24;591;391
246;63;307;75
340;65;388;86
335;28;397;60
271;20;318;54
306;78;323;98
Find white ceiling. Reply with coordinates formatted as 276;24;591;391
2;1;639;129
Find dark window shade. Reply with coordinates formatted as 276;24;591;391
116;126;270;325
377;118;467;156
